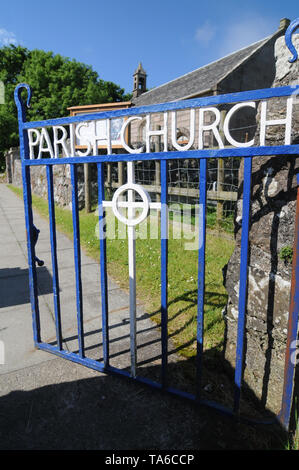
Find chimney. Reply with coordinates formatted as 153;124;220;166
279;18;290;31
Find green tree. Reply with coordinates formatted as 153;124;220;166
0;45;131;169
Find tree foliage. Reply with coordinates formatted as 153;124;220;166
0;45;131;168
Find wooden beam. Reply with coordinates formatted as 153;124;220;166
84;163;91;213
104;181;237;202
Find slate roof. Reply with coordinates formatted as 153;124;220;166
132;35;273;106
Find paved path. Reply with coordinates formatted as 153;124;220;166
0;183;163;376
0;184;284;450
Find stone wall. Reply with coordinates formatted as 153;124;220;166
11;157;92;210
223;35;299;414
5;147;20;184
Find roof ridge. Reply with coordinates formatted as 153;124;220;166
135;34;272;100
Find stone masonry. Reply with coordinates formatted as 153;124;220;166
11;158;92;210
224;35;299;414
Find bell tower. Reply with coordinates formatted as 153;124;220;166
132;62;147;99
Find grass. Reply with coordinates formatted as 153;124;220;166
9;184;234;360
168;203;235;234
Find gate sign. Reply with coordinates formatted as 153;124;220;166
21;89;298;160
14;19;299;432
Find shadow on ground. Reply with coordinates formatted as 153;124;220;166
0;352;289;451
0;272;294;450
0;266;53;308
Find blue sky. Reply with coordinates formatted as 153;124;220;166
0;0;298;96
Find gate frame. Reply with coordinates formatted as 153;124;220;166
14;78;299;430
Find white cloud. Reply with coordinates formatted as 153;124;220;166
195;21;217;45
218;17;275;56
0;28;18;46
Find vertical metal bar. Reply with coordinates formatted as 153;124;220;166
234;156;252;414
279;173;299;430
14;84;41;345
46;165;63;350
160;159;168;388
97;162;109;367
216;158;224;225
127;161;137;377
70;163;84;358
22;164;41;344
154;125;161;203
196;158;207;399
128;225;137;377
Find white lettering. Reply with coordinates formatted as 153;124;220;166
38;128;54;159
28;128;40;159
105;455;139;467
69;123;75;156
223;102;256;147
260;97;293;146
25;97;295;159
198;107;224;149
121;116;143;153
75;122;92;156
171;109;195;151
146;112;168;152
53;125;69;157
93;119;111;155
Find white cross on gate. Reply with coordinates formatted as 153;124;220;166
102;162;161;376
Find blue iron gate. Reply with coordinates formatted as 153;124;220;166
14;23;299;431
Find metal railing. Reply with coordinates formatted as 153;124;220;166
14;80;299;430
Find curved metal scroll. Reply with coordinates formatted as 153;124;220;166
14;83;32;118
285;18;299;63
